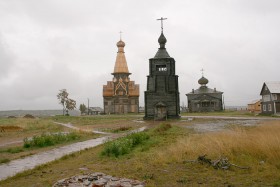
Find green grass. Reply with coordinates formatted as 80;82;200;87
23;132;80;148
101;123;175;158
0;158;10;164
101;132;150;157
0;147;24;154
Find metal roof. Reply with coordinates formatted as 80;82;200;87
186;86;223;95
265;81;280;93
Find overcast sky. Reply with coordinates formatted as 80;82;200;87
0;0;280;110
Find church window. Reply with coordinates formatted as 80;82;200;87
156;65;167;71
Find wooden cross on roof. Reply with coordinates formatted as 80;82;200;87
157;17;167;32
119;31;123;40
201;68;204;76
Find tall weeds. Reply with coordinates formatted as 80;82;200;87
155;121;280;165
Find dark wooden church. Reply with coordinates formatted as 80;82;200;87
144;18;180;119
186;73;223;112
103;38;139;114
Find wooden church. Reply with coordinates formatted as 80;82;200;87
103;37;139;114
144;18;180;119
186;72;223;112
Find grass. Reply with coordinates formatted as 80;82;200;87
111;126;132;133
23;132;80;148
101;131;150;157
51;115;139;126
1;117;280;186
156;121;280;165
0;132;98;162
0;147;24;154
0;158;10;164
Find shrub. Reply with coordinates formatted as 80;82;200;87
23;114;35;119
23;132;80;148
101;132;149;157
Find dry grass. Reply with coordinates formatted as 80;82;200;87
155;121;280;167
1;118;280;186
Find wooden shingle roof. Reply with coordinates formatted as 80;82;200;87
113;40;129;74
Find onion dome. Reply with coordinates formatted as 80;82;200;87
154;32;170;58
158;32;167;49
198;76;209;86
116;40;125;48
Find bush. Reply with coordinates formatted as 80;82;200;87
23;114;35;119
23;132;80;148
101;132;150;157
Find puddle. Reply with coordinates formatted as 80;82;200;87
186;120;260;133
92;130;111;135
0;126;146;181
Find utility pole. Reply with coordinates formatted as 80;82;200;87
87;98;89;115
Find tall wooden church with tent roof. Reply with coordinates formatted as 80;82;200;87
103;35;139;114
144;17;180;120
186;70;223;112
260;81;280;115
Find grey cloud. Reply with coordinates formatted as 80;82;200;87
0;36;14;80
1;0;280;110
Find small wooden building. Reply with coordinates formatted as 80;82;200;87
247;100;261;113
88;107;103;115
260;82;280;115
186;75;223;112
